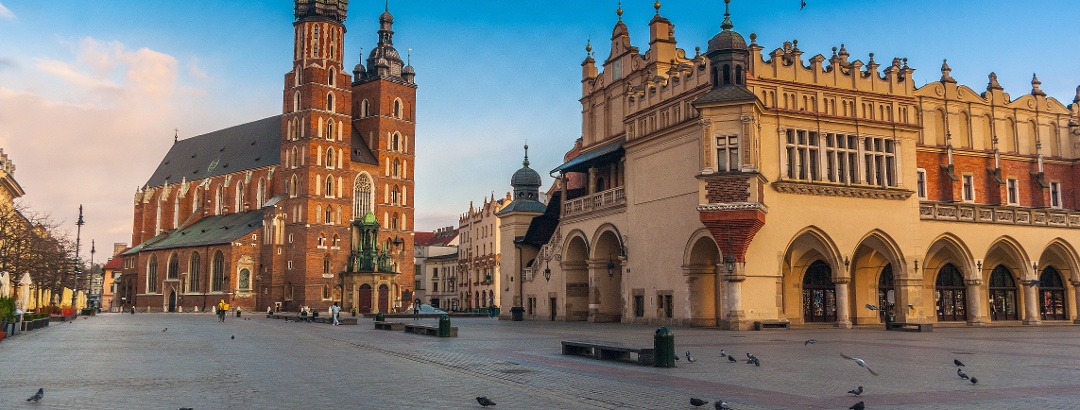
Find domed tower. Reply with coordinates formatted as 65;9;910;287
706;0;749;88
275;0;355;310
511;145;542;202
350;3;417;309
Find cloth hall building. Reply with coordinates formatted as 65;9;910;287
501;1;1080;329
119;0;417;315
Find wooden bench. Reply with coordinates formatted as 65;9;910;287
374;321;405;331
560;340;654;366
754;320;791;330
887;322;933;332
403;323;458;337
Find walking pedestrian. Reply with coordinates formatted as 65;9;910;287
331;302;341;325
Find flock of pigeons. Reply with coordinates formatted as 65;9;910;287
677;339;981;409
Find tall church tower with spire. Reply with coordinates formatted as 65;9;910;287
350;2;418;310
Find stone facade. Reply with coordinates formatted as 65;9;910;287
504;1;1080;329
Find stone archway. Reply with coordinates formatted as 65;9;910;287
924;234;979;325
590;228;624;323
1035;239;1079;323
563;233;589;321
684;232;720;327
850;231;904;324
781;227;844;327
983;237;1029;323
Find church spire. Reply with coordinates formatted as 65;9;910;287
721;0;734;31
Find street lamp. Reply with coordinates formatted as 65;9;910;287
606;253;616;278
724;254;736;275
543;266;551;281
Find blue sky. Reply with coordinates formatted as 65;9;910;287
1;0;1079;258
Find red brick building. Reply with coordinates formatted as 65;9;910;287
120;0;416;314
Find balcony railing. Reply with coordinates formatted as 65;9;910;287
919;202;1080;228
562;186;626;218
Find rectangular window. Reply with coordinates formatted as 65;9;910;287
1051;182;1062;208
664;295;673;318
962;174;975;202
916;168;927;199
787;130;895;186
715;135;739;172
1007;178;1019;206
432;282;438;292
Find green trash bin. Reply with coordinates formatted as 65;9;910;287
375;312;385;322
654;326;675;368
438;315;451;337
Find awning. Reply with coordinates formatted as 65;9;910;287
550;138;624;174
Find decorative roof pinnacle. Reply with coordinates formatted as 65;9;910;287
1031;73;1046;96
617;1;623;20
940;59;956;83
654;1;661;15
987;72;1003;90
721;0;733;31
523;144;530;167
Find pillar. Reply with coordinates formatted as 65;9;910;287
834;278;853;329
721;262;748;330
964;279;985;326
1022;282;1041;325
1072;280;1080;325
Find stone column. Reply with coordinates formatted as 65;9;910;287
964;279;985;326
834;278;853;329
587;167;597;195
1022;281;1041;325
1072;280;1080;325
721;263;747;330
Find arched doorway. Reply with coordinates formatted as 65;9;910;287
167;290;176;313
1040;267;1067;320
988;265;1019;321
358;284;372;313
685;233;720;327
378;284;389;313
936;263;967;321
802;261;835;323
877;264;894;320
563;234;589;321
591;228;624;323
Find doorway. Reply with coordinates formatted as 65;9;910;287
167;291;176;313
550;297;557;321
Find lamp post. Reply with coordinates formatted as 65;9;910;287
89;240;96;310
72;205;84;309
607;253;616;278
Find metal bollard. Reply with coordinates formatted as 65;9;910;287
375;312;385;322
654;326;675;368
438;314;451;337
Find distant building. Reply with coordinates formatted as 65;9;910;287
413;226;459;307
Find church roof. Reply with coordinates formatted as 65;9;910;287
140;210;263;252
350;128;379;165
144;116;281;188
496;199;546;216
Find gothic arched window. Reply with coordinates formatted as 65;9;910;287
353;174;373;217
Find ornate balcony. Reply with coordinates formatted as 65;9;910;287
562;186;626;218
919;202;1080;228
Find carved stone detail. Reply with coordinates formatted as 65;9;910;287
772;181;914;200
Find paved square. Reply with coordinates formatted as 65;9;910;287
1;314;1078;409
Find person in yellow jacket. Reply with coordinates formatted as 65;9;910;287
217;300;230;322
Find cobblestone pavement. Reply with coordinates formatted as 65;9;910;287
1;313;1079;409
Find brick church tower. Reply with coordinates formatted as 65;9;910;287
268;0;416;313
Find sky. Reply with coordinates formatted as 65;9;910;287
1;0;1079;261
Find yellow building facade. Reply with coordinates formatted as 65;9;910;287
502;1;1080;329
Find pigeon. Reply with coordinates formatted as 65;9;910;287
719;349;726;357
970;377;978;384
26;388;43;402
231;335;235;340
840;354;879;376
804;339;816;346
674;354;680;361
690;397;708;407
752;357;760;367
476;396;496;407
847;385;863;396
715;400;733;410
957;368;969;380
954;359;965;367
745;353;756;364
864;304;878;311
849;401;865;410
686;351;696;363
162;328;168;332
727;355;737;363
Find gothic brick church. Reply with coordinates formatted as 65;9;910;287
118;0;416;314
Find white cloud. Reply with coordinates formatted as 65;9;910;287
0;37;193;254
0;3;15;20
187;56;209;80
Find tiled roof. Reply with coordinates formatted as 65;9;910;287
693;85;758;105
102;256;124;270
350;128;379;165
426;252;459;261
415;228;458;247
144;116;282;188
496;199;546;216
140;210;263;252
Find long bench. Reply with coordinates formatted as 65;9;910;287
374;321;405;331
561;340;654;366
267;313;357;325
403;323;458;337
887;322;933;332
754;320;790;330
